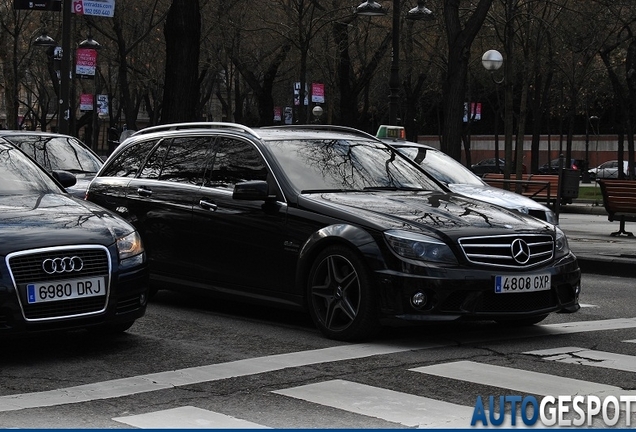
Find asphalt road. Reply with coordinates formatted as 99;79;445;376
1;272;635;429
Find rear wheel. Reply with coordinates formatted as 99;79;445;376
307;245;379;341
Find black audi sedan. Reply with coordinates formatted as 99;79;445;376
0;138;148;336
86;123;581;341
0;131;103;198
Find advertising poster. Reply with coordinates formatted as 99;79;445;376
75;48;97;78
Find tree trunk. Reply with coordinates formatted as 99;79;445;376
440;0;494;161
161;0;201;124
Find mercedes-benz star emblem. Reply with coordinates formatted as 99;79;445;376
510;239;531;264
42;256;84;274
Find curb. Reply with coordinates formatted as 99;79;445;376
575;255;634;278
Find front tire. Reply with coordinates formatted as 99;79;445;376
306;245;379;341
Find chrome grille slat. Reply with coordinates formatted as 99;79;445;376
459;234;554;268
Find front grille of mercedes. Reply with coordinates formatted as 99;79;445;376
7;246;111;321
458;234;554;268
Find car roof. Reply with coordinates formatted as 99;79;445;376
0;130;77;139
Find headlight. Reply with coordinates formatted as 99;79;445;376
385;230;457;264
554;227;570;258
117;231;144;260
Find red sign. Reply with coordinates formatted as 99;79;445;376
80;94;94;111
76;48;97;78
311;83;325;103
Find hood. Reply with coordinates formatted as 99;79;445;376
0;193;136;256
446;183;549;212
299;190;552;240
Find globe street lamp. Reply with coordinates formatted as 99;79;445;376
356;0;433;126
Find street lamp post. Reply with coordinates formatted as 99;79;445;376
355;0;433;126
59;0;72;135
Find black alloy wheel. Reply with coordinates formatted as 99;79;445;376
307;245;379;341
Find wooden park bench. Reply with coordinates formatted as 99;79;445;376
482;173;578;208
598;179;636;236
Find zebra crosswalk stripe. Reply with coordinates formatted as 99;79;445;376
273;379;482;428
410;360;618;396
113;406;269;429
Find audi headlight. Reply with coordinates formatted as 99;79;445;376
117;231;144;261
385;230;457;264
555;227;570;258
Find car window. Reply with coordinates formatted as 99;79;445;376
157;136;212;185
207;137;268;189
0;144;61;194
5;135;102;173
100;139;160;177
266;138;441;192
396;146;483;185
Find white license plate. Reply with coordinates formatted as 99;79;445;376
26;277;105;304
494;273;551;293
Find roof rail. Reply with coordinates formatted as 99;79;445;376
261;125;378;140
131;122;261;139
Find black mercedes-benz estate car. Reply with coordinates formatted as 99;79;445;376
0;138;148;336
86;123;581;341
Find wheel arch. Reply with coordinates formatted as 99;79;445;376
295;224;387;306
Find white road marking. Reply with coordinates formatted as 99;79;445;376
112;406;269;429
410;360;618;396
1;318;635;412
625;339;636;343
272;379;486;428
525;347;636;373
579;303;599;308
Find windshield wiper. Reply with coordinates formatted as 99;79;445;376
301;189;362;194
363;186;428;192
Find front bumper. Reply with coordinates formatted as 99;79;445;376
375;254;581;323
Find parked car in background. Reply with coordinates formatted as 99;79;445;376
86;123;580;341
375;127;556;224
0;131;103;198
470;157;528;177
470;157;506;176
0;138;149;336
588;160;635;180
538;158;585;175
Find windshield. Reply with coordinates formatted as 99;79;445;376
396;145;484;186
0;143;63;195
266;138;441;193
4;135;102;173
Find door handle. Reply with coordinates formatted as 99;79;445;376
199;199;218;211
137;187;152;197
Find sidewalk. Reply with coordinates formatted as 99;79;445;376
557;201;635;277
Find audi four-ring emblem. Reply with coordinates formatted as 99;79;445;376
42;256;84;274
511;239;531;265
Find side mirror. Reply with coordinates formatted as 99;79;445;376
232;180;269;201
52;170;77;188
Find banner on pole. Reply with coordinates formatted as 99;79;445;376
75;48;97;78
311;83;325;103
73;0;115;17
80;94;94;111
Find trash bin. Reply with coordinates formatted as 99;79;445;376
560;169;580;199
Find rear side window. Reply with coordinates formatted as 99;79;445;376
157;136;213;185
207;137;267;188
100;139;160;177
